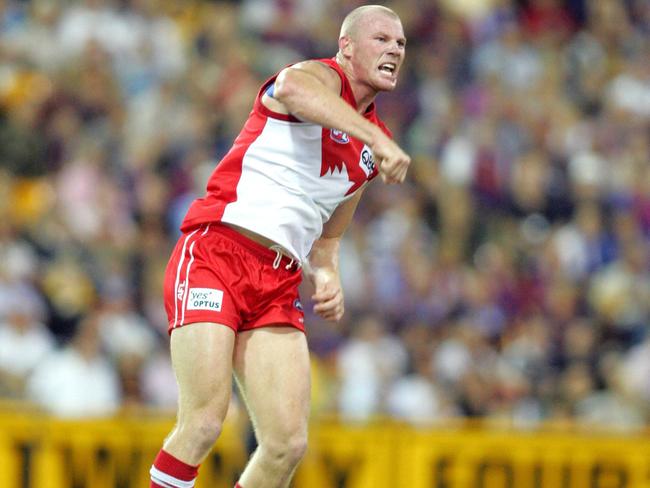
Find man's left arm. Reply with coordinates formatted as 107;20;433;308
307;188;365;322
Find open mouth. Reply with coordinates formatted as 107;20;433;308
378;62;397;75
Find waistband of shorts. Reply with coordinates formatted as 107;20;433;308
208;223;300;270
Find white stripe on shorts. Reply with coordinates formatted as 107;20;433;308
172;227;200;328
179;224;211;328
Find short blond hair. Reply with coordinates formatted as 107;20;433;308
339;5;400;40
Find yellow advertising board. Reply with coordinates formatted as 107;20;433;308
1;411;649;488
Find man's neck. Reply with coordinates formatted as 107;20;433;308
335;54;378;114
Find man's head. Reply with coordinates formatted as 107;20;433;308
337;5;406;93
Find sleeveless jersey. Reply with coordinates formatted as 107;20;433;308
180;58;392;263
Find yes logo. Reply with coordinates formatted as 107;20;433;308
186;288;223;312
359;146;376;178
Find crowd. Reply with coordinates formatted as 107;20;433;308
0;0;648;430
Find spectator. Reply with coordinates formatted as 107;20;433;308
27;312;121;417
0;286;54;397
337;314;407;420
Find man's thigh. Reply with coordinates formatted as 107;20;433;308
232;327;311;439
170;322;236;416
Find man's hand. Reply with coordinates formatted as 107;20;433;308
310;267;344;322
370;131;411;184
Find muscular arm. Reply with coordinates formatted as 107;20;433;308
265;61;410;184
306;188;365;322
267;62;382;146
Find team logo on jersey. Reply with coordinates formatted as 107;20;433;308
186;288;223;312
359;146;376;178
330;129;350;144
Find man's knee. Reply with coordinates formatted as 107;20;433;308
260;430;308;467
178;409;224;451
285;432;308;464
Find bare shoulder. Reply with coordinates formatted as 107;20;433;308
283;60;342;93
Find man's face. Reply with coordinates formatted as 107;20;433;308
345;14;406;92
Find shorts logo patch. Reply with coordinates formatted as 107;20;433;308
187;288;223;312
293;299;303;311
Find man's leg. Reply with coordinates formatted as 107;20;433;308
150;323;236;488
233;327;311;488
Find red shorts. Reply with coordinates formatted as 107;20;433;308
163;223;304;334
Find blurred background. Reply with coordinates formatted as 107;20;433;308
0;0;648;486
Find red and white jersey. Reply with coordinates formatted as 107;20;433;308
180;58;392;263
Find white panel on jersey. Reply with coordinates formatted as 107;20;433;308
222;118;354;262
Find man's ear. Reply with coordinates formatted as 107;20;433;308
338;36;353;58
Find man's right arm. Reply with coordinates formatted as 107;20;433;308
266;61;410;184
